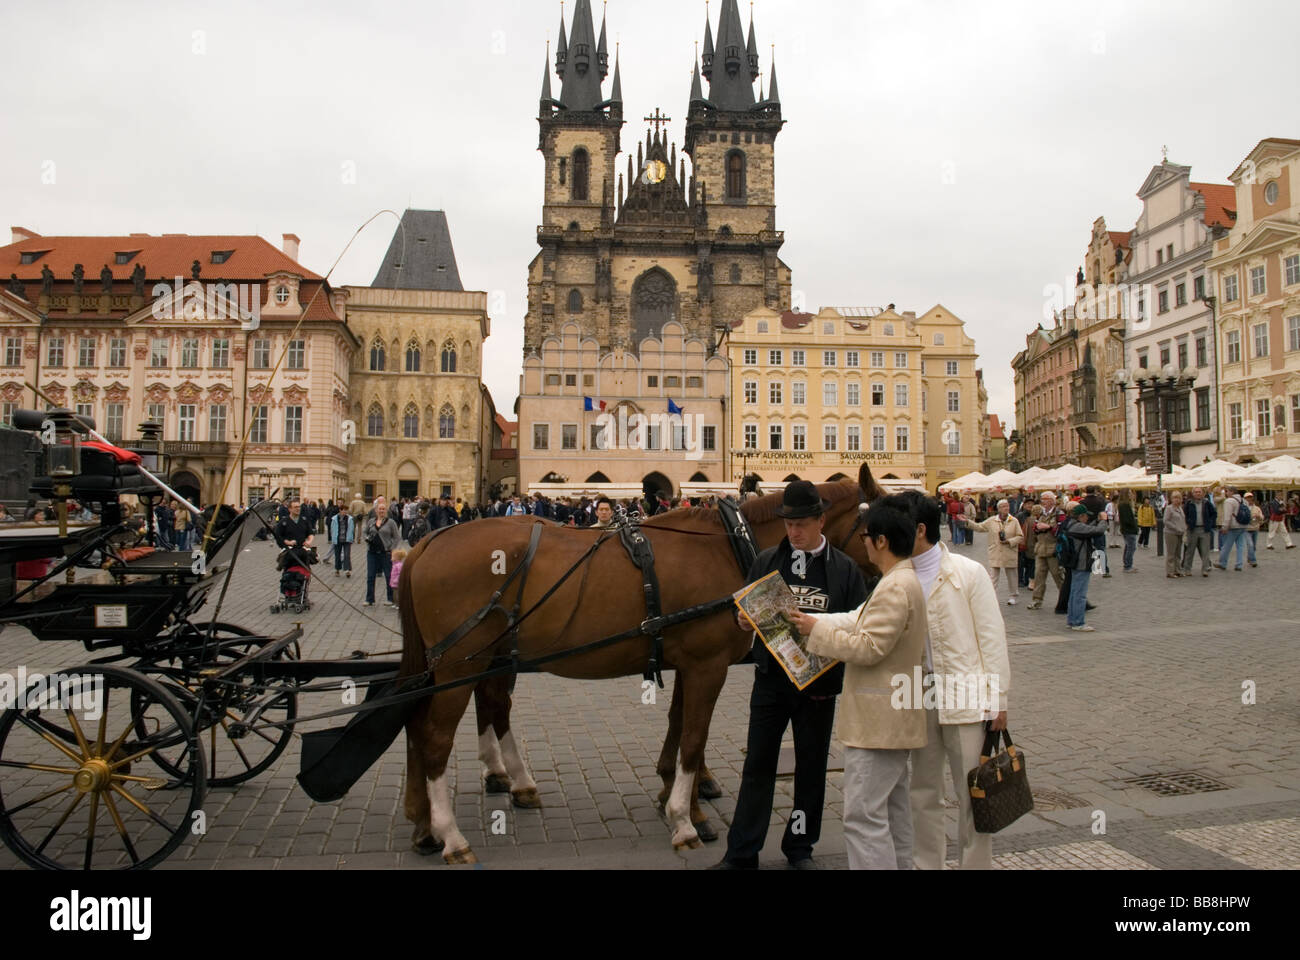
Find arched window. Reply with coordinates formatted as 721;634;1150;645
567;289;583;314
572;148;590;201
405;340;421;372
369;338;385;372
403;403;419;438
438;403;455;439
440;340;457;373
366;403;384;437
729;263;741;283
725;150;746;200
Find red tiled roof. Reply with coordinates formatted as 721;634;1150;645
1190;183;1237;230
1107;230;1131;251
780;311;814;329
988;414;1005;440
0;233;323;282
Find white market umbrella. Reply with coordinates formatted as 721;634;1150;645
938;471;987;494
1100;463;1146;489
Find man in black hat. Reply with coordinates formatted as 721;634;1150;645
714;480;870;869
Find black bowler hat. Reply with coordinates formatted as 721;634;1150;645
775;480;831;519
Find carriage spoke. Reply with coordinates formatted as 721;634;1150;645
110;783;177;835
219;718;255;771
102;791;141;867
6;780;76;816
13;712;85;764
109;721;187;771
94;707;108;756
84;791;101;870
37;791;85;854
0;758;81;774
65;709;93;759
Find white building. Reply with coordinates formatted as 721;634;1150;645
1122;160;1237;466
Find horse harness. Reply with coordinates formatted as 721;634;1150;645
422;498;761;691
836;488;873;550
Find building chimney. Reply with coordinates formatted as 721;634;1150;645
282;233;301;262
10;226;40;244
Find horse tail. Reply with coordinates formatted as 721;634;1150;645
398;525;453;680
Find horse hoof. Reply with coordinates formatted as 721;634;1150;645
698;777;723;800
484;773;512;794
691;818;719;843
673;835;703;851
671;824;702;849
511;787;542;809
443;847;478;865
412;834;445;856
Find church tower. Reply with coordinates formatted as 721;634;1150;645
685;0;787;313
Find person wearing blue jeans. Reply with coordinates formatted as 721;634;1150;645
1065;504;1104;632
363;499;400;606
1215;487;1248;572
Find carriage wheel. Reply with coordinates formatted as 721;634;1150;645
0;665;206;870
130;626;298;787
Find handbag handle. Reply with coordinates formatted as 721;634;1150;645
981;724;1015;759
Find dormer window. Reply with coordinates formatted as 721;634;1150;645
113;250;139;265
274;285;290;304
20;250;48;265
210;250;233;265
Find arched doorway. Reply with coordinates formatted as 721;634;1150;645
585;471;610;483
782;474;802;482
171;470;201;507
689;471;709;482
642;471;673;499
396;460;421;501
540;471;565;484
631;268;677;347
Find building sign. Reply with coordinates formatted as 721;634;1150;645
838;453;895;464
1143;430;1169;474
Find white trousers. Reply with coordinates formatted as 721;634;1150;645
910;709;993;869
988;566;1018;598
1267;520;1293;548
842;747;913;870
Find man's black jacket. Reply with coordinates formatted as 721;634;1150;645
744;538;872;698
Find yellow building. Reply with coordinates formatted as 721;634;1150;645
913;305;986;489
726;306;928;488
343;211;494;504
1206;137;1300;460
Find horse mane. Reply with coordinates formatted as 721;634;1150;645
642;479;859;529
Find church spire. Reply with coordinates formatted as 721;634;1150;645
555;5;568;79
746;3;760;80
766;54;780;104
705;0;756;111
557;0;605;112
597;2;609;79
701;5;715;80
689;58;704;102
610;43;622;103
540;43;553;108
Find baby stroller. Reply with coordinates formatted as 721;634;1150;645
271;544;318;614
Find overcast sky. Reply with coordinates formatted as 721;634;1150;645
4;0;1297;425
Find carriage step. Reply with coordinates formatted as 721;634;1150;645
140;777;169;791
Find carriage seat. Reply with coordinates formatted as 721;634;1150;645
28;443;162;501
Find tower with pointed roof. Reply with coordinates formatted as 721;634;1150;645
524;0;791;357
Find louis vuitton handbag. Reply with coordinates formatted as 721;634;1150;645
967;726;1033;833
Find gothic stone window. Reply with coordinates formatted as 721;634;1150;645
567;289;583;314
440;340;457;373
403;403;419;438
369;338;386;372
405;340;421;372
729;263;741;283
726;150;746;201
439;403;455;439
366;403;384;437
631;268;677;348
572;148;590;202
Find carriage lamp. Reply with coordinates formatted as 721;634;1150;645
45;413;82;478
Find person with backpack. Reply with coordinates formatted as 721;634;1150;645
1214;485;1250;572
1064;503;1105;632
407;503;431;545
1266;492;1294;550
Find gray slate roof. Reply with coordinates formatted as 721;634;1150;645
371;210;463;291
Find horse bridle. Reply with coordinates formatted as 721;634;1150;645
836;487;872;551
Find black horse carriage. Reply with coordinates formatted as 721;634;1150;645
0;409;396;870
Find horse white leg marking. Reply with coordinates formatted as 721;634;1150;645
666;760;699;848
478;728;508;779
499;730;538;792
426;773;469;855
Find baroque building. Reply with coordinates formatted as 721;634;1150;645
1012;320;1079;468
0;227;356;505
1207;137;1300;462
523;0;790;357
343;211;496;503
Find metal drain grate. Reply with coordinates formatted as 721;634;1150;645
1124;771;1230;797
1031;789;1089;810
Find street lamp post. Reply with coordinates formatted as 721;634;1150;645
1115;364;1198;557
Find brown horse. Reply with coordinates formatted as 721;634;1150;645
399;473;878;863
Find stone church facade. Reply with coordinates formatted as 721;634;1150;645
524;0;792;359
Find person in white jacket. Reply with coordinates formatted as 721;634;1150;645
816;491;1010;870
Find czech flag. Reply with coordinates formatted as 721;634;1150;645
668;399;684;415
584;397;606;412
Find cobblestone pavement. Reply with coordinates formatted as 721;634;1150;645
2;528;1298;870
